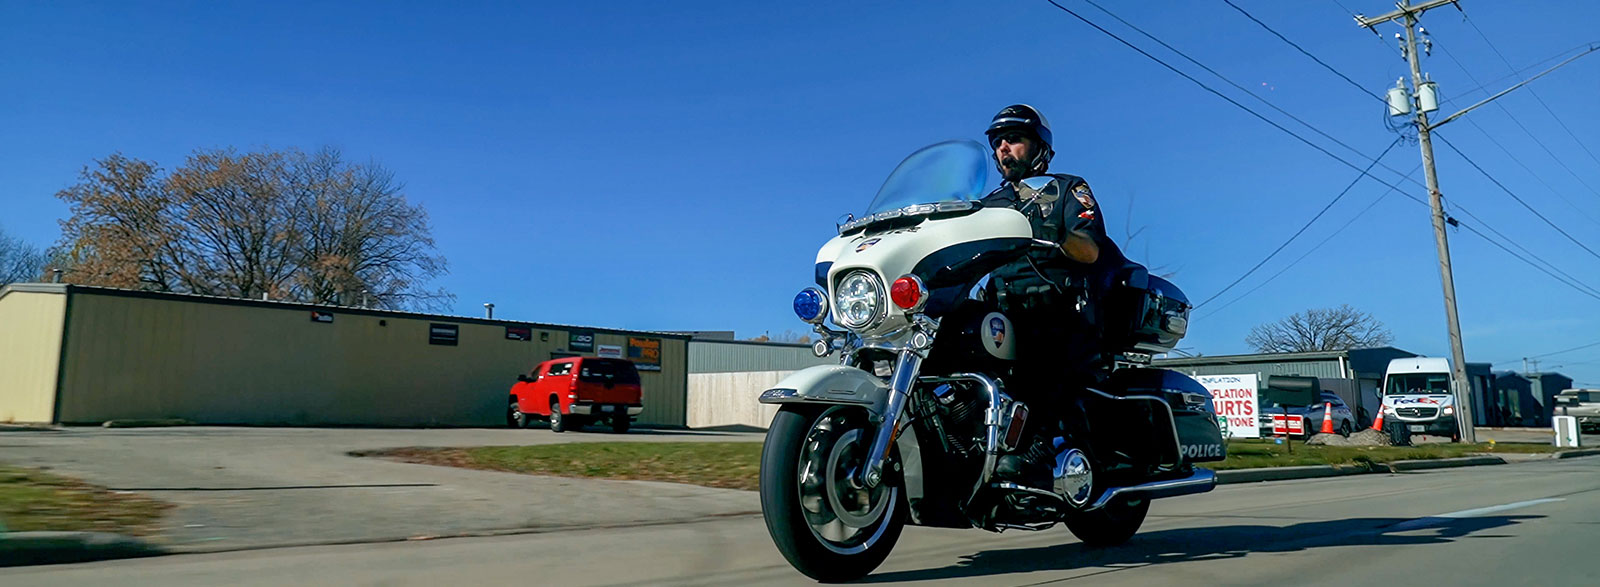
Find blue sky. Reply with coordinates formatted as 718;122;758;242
4;1;1599;385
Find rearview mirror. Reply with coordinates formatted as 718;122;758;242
1015;176;1062;205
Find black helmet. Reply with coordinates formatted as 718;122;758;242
985;104;1054;173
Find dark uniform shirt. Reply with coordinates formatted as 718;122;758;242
979;173;1119;274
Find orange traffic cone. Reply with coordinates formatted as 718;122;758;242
1371;407;1385;432
1320;402;1335;434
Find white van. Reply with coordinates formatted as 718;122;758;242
1381;357;1461;442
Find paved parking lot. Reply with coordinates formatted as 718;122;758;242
0;426;765;552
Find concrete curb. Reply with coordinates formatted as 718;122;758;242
1556;448;1600;459
0;532;165;567
101;419;193;428
1385;455;1506;471
1214;464;1373;484
1214;455;1516;484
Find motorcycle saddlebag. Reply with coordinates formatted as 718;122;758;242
1174;409;1227;463
1104;368;1227;464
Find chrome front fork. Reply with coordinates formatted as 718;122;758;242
859;349;921;488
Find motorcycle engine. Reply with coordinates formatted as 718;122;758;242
929;383;985;458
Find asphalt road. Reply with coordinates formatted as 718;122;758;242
0;426;766;550
6;454;1596;586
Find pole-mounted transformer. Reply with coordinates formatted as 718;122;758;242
1386;78;1411;116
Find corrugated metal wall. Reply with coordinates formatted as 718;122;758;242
1152;359;1346;380
588;331;687;428
0;286;67;423
689;340;834;373
53;288;688;427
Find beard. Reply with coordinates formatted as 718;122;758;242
999;155;1033;182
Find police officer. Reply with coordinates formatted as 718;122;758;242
980;103;1112;268
980;104;1123;489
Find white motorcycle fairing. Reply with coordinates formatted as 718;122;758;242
815;207;1034;339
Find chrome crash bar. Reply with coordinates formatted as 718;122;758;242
1088;468;1216;511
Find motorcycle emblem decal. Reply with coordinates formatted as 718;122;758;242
855;238;881;252
980;312;1016;360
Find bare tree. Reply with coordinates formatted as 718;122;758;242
288;148;450;310
0;226;49;286
1246;305;1394;353
54;148;452;311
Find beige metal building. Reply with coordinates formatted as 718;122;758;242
0;284;689;427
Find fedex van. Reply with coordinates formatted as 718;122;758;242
1380;357;1461;442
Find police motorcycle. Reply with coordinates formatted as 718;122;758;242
758;140;1226;582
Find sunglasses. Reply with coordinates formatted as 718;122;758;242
990;131;1030;149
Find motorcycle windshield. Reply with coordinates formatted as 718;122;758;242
863;140;993;216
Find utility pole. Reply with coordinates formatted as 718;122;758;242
1357;0;1476;443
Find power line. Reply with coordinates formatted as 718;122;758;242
1433;35;1600;204
1197;163;1419;320
1452;43;1599;104
1462;10;1600;171
1493;339;1600;366
1432;38;1600;228
1329;0;1399;54
1221;0;1376;101
1442;198;1600;300
1453;220;1600;303
1041;1;1600;308
1433;133;1600;263
1459;117;1600;230
1194;137;1403;308
1082;0;1403;181
1041;0;1421;196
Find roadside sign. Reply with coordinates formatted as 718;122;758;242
597;344;623;359
1197;374;1260;438
1271;414;1305;436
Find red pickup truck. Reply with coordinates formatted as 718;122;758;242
507;357;643;433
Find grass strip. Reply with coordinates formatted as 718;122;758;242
0;465;169;535
368;439;1564;490
373;443;765;491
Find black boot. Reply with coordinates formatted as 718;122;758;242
994;431;1057;490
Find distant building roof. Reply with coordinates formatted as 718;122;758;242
1;283;691;339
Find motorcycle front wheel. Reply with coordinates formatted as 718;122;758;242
760;405;905;583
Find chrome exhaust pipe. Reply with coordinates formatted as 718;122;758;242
1087;468;1216;511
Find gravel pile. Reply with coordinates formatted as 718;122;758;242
1304;429;1391;446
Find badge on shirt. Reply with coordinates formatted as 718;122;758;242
1073;183;1097;210
1073;183;1097;219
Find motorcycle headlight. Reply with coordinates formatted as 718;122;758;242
834;270;885;330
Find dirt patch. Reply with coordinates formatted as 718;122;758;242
1306;429;1391;447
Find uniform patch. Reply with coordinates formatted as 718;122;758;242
1079;209;1096;219
1073;183;1097;210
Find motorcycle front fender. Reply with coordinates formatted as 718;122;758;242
758;365;889;416
758;364;928;513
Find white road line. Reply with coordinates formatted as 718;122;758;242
1388;498;1566;532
